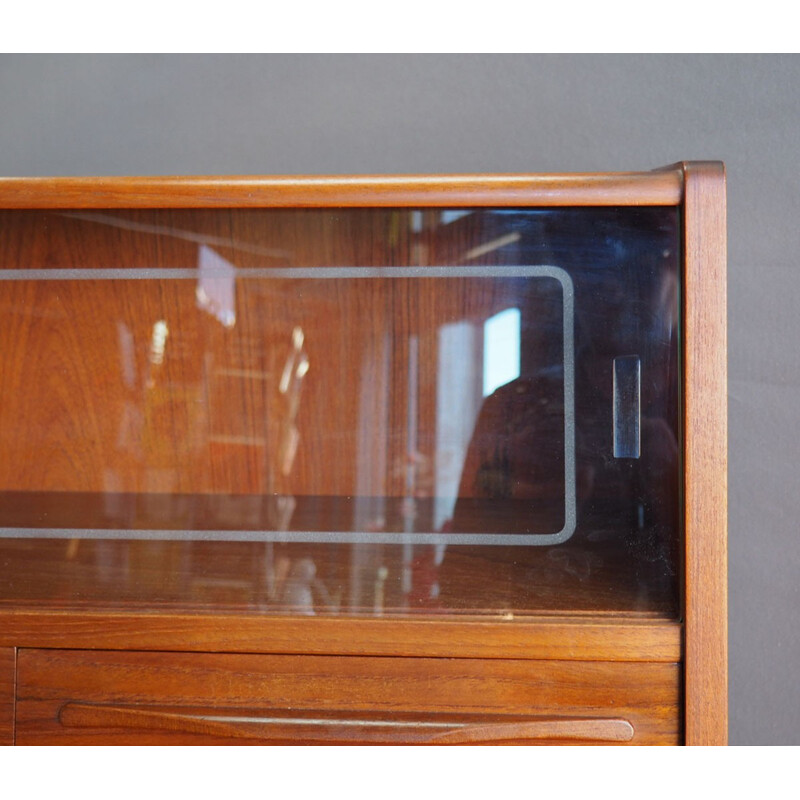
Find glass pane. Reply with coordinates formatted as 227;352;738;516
0;206;680;617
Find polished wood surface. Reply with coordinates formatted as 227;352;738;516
0;648;14;745
0;611;681;661
0;171;683;209
682;161;728;745
16;650;680;745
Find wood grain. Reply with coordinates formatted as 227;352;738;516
0;171;683;209
0;648;14;745
0;611;681;662
682;161;728;745
16;649;680;745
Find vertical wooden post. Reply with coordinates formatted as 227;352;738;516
682;161;728;745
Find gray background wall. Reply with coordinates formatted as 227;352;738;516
0;54;796;745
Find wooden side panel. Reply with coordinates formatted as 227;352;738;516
17;649;681;745
0;647;15;745
683;161;728;745
0;171;683;209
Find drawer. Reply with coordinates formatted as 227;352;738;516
16;649;680;745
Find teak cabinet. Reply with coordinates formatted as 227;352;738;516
0;164;727;745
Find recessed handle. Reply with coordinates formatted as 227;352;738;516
59;703;634;744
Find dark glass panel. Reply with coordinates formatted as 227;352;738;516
0;206;679;617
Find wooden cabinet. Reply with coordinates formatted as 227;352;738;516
0;164;726;744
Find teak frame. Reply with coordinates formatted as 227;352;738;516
0;163;727;745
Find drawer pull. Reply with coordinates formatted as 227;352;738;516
59;703;633;743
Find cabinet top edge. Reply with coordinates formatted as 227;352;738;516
0;168;692;208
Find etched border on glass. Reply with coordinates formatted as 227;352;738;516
0;265;575;546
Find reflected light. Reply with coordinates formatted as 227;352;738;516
464;232;520;261
440;210;472;226
197;245;236;328
149;320;169;365
296;354;310;379
483;308;520;396
280;326;307;394
281;426;300;476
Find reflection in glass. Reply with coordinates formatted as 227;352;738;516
483;307;521;397
196;245;236;329
0;206;680;618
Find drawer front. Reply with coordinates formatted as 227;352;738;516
16;649;680;745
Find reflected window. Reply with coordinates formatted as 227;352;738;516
196;245;236;329
483;308;520;397
440;210;472;226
